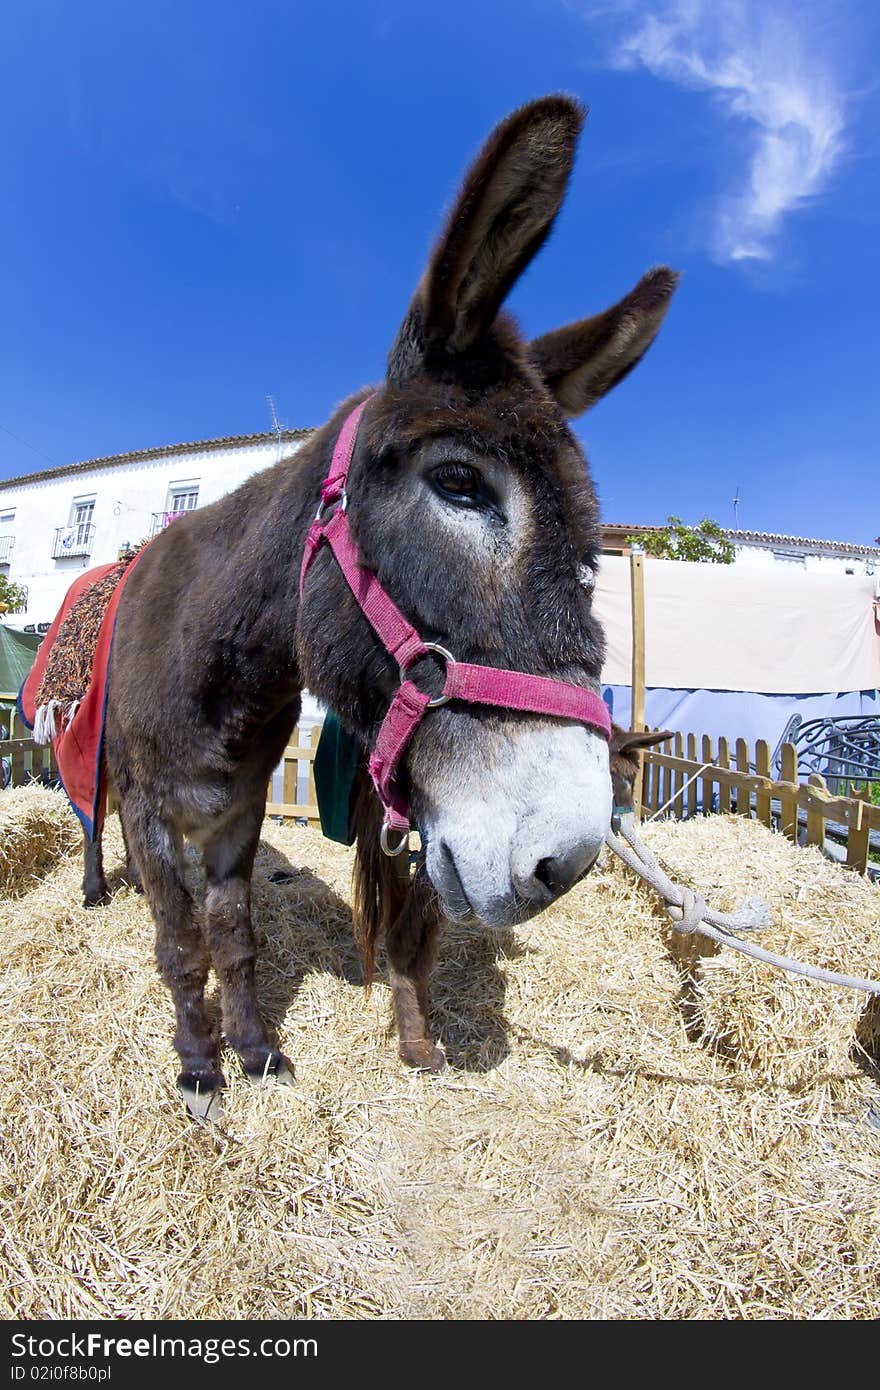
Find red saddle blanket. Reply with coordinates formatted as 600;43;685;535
18;551;149;840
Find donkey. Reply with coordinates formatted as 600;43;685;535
90;96;677;1116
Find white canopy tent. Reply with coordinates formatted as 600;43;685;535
593;556;880;747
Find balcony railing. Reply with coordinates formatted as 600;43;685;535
0;535;14;564
52;522;96;559
150;510;192;538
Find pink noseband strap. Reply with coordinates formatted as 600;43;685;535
300;398;611;842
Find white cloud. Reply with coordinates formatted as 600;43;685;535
604;1;845;262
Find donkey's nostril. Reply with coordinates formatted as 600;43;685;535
520;843;599;906
534;857;558;894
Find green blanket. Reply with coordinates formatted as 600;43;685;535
313;711;362;845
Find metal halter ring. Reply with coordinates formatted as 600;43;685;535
399;642;455;709
380;823;409;857
314;487;348;523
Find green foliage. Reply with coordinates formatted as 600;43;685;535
0;574;28;613
627;515;736;564
849;781;880;806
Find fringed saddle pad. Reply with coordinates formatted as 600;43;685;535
18;545;151;839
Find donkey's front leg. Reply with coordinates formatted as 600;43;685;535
386;871;445;1071
202;808;294;1087
123;799;223;1120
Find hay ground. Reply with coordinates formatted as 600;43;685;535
1;787;878;1320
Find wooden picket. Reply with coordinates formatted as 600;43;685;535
735;738;750;816
754;740;771;825
686;733;698;819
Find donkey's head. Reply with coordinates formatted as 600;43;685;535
297;96;677;927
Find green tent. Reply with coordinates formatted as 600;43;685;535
0;624;41;729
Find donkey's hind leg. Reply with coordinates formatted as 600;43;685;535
386;871;445;1072
123;798;223;1120
202;804;294;1086
82;828;110;907
117;803;144;893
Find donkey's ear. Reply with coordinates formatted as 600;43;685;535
611;727;674;754
393;97;584;369
530;267;679;416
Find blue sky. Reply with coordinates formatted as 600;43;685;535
2;1;878;543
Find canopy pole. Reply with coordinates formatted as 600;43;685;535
630;545;646;816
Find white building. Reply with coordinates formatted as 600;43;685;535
724;528;880;578
4;438;878;623
600;522;880;582
0;428;313;627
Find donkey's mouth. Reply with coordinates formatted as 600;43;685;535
434;838;552;930
437;840;480;925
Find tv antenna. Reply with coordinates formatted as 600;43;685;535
267;394;285;437
732;486;741;528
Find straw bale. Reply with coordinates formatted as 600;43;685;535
643;815;880;1085
0;785;80;897
0;788;878;1319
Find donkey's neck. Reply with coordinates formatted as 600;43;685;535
170;397;367;723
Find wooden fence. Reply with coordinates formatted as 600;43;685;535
0;723;324;823
3;722;878;875
639;732;880;875
265;723;322;822
0;737;59;790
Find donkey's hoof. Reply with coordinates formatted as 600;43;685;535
243;1051;296;1087
400;1039;446;1072
177;1075;225;1124
83;886;111;909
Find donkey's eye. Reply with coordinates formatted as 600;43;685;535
431;463;483;505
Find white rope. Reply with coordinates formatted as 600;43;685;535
606;816;880;996
645;762;713;822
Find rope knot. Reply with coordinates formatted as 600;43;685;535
666;886;707;935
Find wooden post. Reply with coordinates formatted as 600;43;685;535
686;733;698;819
306;723;320;813
846;787;871;874
754;740;771;826
672;732;685;818
701;733;714;816
651;736;666;816
630;547;646;817
633;745;647;817
717;737;731;813
282;727;298;807
735;738;751;816
780;742;798;842
806;773;828;849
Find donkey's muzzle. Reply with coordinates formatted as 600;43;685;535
514;842;601;911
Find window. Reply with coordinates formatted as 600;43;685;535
70;496;96;529
772;550;806;567
166;482;199;515
151;481;201;535
52;494;96;558
0;510;13;565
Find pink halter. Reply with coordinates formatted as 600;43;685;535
300;398;612;853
